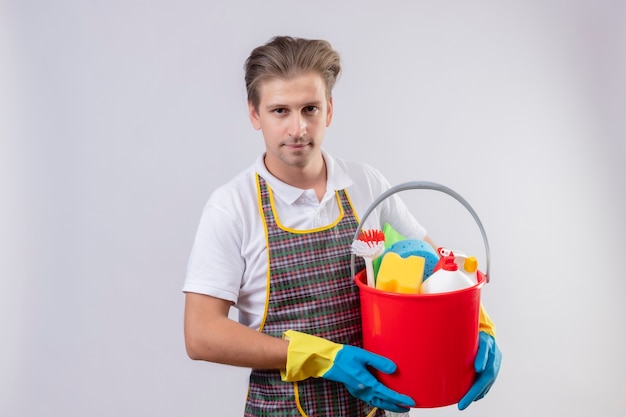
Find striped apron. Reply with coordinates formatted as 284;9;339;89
244;175;384;417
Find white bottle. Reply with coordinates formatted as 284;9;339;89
420;252;475;294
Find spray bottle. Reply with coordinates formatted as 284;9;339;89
420;248;476;294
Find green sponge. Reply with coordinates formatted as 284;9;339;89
372;223;407;276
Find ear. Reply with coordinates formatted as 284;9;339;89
326;97;333;127
248;101;262;130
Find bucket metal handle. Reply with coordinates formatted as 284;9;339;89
350;181;491;283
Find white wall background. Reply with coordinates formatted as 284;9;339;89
2;1;625;416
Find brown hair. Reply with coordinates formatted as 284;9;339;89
244;36;342;110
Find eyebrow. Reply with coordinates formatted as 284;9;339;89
264;101;323;111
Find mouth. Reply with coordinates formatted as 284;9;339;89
282;141;310;150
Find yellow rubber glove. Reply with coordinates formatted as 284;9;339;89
281;330;342;381
479;304;496;337
281;330;415;413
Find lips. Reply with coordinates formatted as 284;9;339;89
283;141;310;149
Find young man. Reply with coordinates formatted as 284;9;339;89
183;36;501;417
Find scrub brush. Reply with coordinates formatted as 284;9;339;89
351;229;385;288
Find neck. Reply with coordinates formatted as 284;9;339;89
265;155;327;201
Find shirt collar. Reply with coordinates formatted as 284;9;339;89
254;150;353;206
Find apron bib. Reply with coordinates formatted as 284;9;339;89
244;175;384;417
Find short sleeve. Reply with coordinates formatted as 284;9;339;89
183;196;245;304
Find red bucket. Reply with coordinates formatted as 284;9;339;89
356;269;485;408
351;181;491;408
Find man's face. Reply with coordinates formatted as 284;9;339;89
248;72;333;176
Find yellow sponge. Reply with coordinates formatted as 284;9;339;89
376;252;425;294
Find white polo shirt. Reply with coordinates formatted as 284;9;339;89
183;150;427;330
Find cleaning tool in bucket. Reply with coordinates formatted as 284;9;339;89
386;239;440;279
351;229;385;288
430;246;480;284
375;252;424;294
372;222;408;276
420;249;475;294
350;181;491;408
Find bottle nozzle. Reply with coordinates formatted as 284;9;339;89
441;253;458;271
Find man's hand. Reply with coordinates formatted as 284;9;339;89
458;331;502;410
282;330;415;413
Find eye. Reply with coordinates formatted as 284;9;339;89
272;108;287;115
304;105;318;114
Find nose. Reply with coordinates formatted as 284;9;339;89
288;114;307;138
